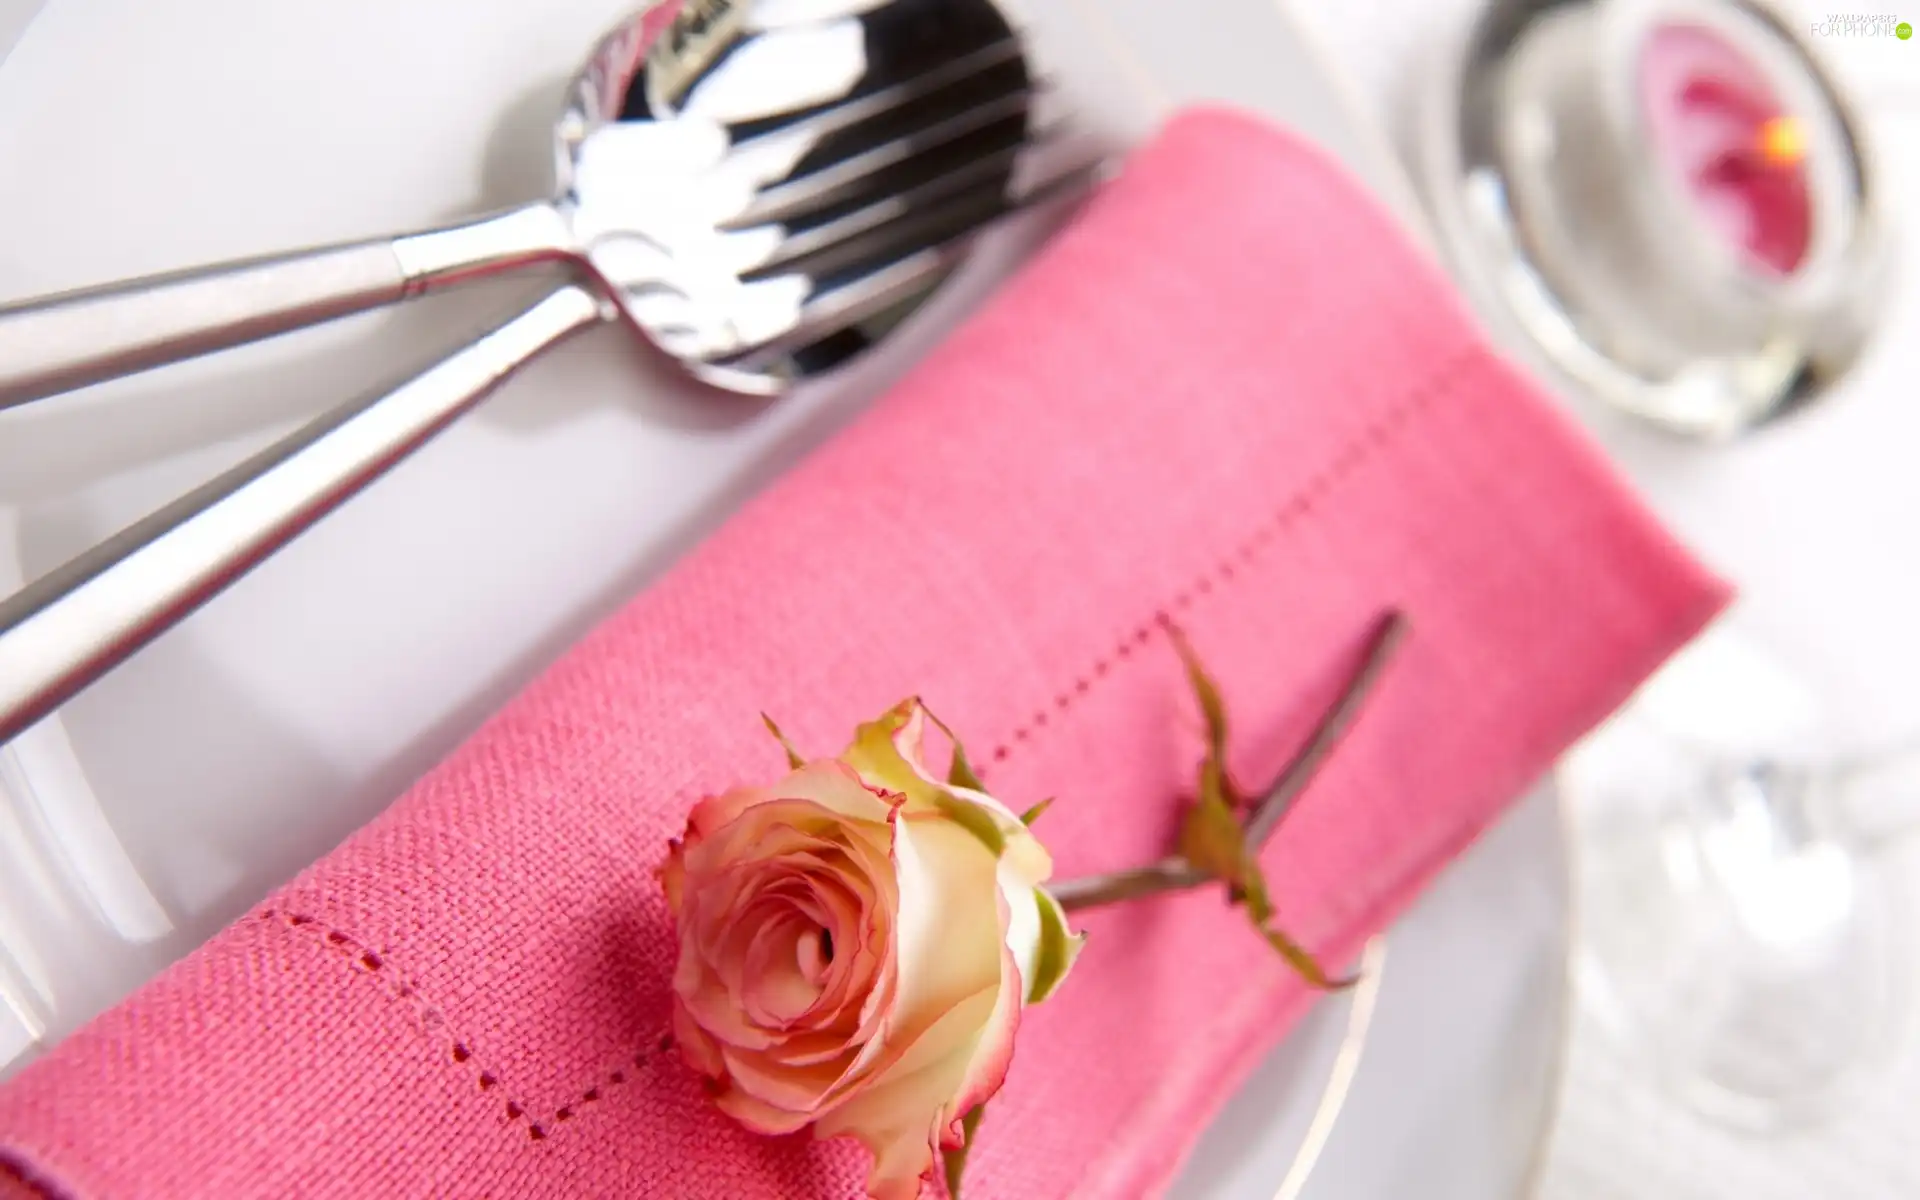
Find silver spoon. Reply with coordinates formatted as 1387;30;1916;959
0;0;1106;745
0;0;1086;407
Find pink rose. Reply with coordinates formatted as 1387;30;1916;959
659;700;1081;1200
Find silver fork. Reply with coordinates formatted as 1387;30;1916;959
0;0;1087;406
0;0;1107;745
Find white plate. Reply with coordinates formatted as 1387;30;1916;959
0;0;1568;1194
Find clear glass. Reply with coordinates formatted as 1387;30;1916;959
1561;624;1919;1131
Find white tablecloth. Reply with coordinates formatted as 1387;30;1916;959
3;0;1913;1190
1288;0;1920;1195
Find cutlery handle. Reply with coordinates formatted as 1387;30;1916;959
0;204;574;411
0;284;607;747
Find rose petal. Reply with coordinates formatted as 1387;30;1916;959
938;939;1023;1150
710;895;819;1031
712;1084;816;1137
687;761;899;841
672;1001;728;1078
996;858;1044;997
721;1039;854;1114
658;840;689;914
734;865;882;1035
741;915;822;1027
810;983;1003;1200
796;923;830;986
680;977;779;1050
682;782;778;843
814;814;1004;1108
840;702;945;815
749;1029;857;1070
841;701;1054;884
688;832;871;993
684;807;843;884
796;877;881;1021
863;816;1005;1064
672;786;908;1059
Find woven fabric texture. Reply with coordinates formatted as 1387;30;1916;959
0;107;1729;1199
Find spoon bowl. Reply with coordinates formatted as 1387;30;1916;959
509;0;1060;391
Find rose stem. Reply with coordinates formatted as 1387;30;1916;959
1048;610;1410;914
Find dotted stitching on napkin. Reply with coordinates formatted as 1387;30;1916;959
245;350;1475;1161
1005;351;1477;1200
260;909;670;1145
985;350;1473;767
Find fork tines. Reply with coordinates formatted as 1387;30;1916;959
717;150;1105;377
679;13;1104;377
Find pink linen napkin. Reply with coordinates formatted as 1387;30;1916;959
0;106;1729;1200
